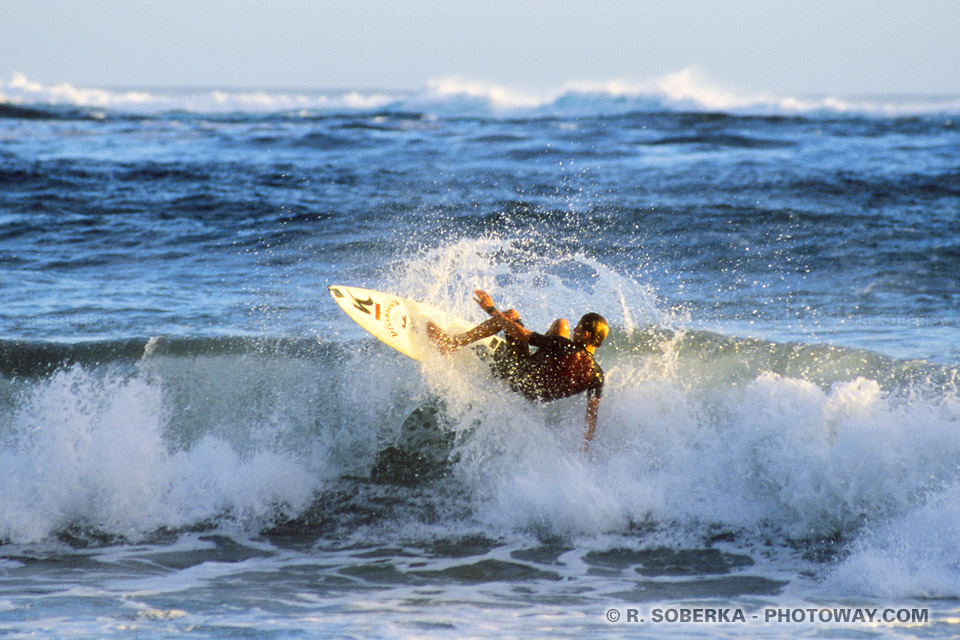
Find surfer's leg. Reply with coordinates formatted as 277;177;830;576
428;309;522;354
545;318;571;339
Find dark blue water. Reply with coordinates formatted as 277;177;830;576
3;105;958;357
1;79;959;638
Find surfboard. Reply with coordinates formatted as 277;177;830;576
328;285;499;362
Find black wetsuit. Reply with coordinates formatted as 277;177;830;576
490;332;529;379
491;332;604;402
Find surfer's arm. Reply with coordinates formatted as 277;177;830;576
582;394;600;452
474;289;532;343
427;318;501;354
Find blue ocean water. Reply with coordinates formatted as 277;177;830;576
1;74;960;638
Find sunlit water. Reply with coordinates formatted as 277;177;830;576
1;75;959;638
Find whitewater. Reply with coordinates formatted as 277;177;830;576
1;73;959;638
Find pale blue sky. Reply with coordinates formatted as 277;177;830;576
2;0;958;95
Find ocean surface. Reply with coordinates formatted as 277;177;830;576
1;72;959;638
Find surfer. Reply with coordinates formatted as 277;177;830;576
427;289;607;451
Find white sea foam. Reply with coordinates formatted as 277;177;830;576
3;234;959;597
0;366;320;543
2;72;155;109
4;70;958;117
389;237;960;545
415;69;764;115
437;371;946;542
390;236;664;331
826;480;960;599
378;238;957;560
0;72;401;114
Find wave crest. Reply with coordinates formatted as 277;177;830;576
4;69;959;118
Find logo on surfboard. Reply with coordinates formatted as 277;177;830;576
383;298;407;338
337;288;408;337
347;291;375;315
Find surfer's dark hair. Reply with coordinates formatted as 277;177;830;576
577;313;608;347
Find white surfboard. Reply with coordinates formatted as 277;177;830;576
328;285;499;362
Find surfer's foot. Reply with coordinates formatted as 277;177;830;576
427;321;456;355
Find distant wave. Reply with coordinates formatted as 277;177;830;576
0;72;404;118
3;70;959;119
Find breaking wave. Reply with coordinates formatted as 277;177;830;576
1;237;958;603
3;69;959;120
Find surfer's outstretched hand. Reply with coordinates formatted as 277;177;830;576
474;290;495;313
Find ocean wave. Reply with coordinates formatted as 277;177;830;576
0;324;956;546
826;481;960;599
0;72;403;119
0;364;321;544
1;239;957;571
3;70;959;120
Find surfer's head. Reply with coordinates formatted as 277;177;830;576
574;313;608;348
